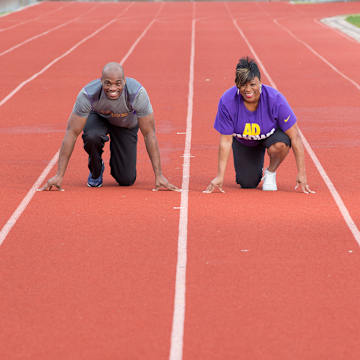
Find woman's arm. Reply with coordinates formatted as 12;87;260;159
203;134;233;193
285;124;315;194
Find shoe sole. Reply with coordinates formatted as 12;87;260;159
262;187;277;191
87;183;103;188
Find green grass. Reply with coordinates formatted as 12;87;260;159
346;14;360;28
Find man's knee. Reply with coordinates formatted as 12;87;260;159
82;131;104;145
112;172;136;186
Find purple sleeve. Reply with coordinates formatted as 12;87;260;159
275;93;297;132
214;98;234;135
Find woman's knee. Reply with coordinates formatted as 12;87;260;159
236;174;262;189
267;142;289;156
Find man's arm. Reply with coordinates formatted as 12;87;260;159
138;113;179;191
285;123;315;194
40;113;87;190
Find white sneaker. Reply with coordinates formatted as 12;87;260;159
262;169;277;191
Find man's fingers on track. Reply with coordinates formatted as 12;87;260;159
38;184;64;191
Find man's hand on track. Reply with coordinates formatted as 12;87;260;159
38;175;64;191
152;174;181;192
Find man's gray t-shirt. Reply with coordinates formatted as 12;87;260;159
72;77;153;128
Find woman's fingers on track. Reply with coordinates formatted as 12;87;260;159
203;183;225;194
295;183;315;194
152;183;182;192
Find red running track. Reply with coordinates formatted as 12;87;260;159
0;2;359;359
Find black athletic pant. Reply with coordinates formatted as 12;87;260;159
232;129;291;188
82;112;138;186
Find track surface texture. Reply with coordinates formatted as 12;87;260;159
0;2;359;360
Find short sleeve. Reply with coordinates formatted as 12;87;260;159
132;87;153;118
275;93;297;132
214;98;234;135
72;89;92;118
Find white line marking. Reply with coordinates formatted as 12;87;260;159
273;19;360;91
169;14;196;360
0;151;59;245
0;3;134;108
230;16;360;246
0;4;69;32
0;1;167;246
120;2;165;65
0;5;99;58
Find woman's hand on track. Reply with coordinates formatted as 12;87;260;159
203;176;225;194
295;175;315;194
38;175;64;191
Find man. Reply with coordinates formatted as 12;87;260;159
41;62;178;191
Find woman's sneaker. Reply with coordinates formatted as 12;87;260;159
87;161;104;187
262;169;277;191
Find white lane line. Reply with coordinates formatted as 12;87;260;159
0;1;167;246
0;4;70;32
0;151;59;246
0;5;99;58
120;1;164;65
273;19;360;91
169;11;196;360
0;3;134;108
230;16;360;246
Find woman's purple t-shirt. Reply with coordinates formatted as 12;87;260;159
214;85;296;147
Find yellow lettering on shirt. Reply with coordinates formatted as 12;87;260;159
284;115;290;123
252;123;260;135
243;123;252;136
110;112;129;118
243;123;260;136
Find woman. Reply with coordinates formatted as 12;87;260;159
204;56;314;194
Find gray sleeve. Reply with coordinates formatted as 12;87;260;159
72;89;92;117
132;87;153;118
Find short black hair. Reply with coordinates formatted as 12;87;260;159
235;57;261;87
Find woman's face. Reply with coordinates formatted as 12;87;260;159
238;76;261;104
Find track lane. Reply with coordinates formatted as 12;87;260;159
0;2;193;359
183;2;360;359
230;3;360;231
0;2;138;100
0;3;100;54
0;2;162;229
0;1;69;32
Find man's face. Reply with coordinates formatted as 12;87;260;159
238;76;261;104
101;70;125;100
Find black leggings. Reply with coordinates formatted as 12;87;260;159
82;112;138;186
232;129;291;188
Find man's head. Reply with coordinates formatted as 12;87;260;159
101;62;125;100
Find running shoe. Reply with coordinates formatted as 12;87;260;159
262;169;277;191
87;161;104;188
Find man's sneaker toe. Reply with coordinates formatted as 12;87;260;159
87;162;104;188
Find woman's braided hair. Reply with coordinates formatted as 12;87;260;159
235;57;261;88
